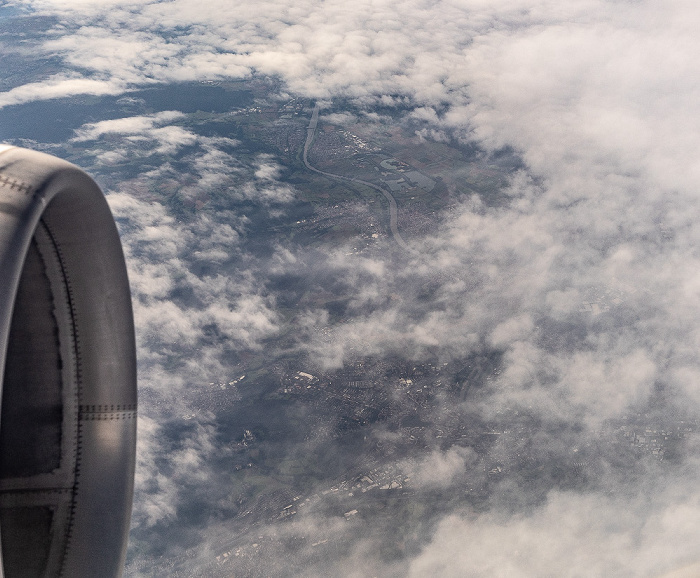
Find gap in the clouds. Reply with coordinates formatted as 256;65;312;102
0;95;124;143
358;98;521;209
0;7;55;30
155;342;664;573
0;53;64;94
135;82;254;115
0;81;254;145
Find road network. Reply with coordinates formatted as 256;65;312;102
303;105;416;254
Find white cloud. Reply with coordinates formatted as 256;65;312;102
0;74;125;108
408;481;700;578
15;0;700;574
107;192;280;391
72;111;197;154
401;447;479;490
72;110;184;138
132;413;221;528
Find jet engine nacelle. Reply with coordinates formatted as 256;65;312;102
0;146;136;577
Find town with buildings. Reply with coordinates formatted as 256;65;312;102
52;80;696;577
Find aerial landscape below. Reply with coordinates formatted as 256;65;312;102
2;1;700;577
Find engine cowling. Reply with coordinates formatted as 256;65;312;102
0;146;137;577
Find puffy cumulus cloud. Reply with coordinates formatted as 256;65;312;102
74;111;300;210
132;415;178;527
0;73;126;108
400;446;480;491
73;110;182;136
242;154;296;204
73;114;298;218
6;0;588;107
166;147;297;205
459;4;700;196
107;192;279;390
252;154;283;181
72;111;197;156
320;111;358;126
42;25;192;84
489;314;536;348
131;412;223;532
297;168;694;426
108;190;280;544
408;471;700;578
12;0;700;165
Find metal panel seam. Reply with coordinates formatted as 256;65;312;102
39;219;83;578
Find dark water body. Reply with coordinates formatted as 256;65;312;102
137;83;253;114
0;83;253;143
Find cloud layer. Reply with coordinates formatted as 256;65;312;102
6;0;700;575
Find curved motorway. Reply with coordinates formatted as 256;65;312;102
303;105;416;254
